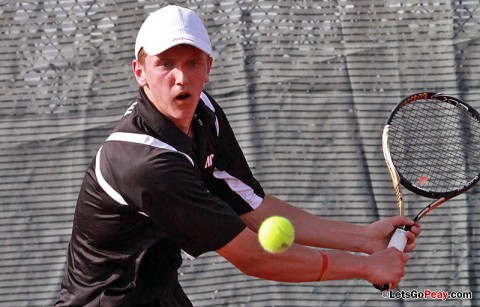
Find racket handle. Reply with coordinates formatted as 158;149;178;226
373;228;407;291
388;228;407;250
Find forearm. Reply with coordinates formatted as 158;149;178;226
218;227;367;283
243;244;325;282
293;216;366;253
320;251;368;281
242;194;368;253
254;248;370;283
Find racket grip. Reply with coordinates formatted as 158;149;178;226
373;228;407;291
388;228;407;250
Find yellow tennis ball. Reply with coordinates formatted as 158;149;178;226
258;216;295;253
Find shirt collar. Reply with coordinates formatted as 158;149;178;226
135;88;215;152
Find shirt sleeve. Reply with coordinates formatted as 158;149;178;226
105;143;246;258
206;95;265;215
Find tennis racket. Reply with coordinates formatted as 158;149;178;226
374;92;480;291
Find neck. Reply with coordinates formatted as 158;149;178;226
142;87;195;135
176;118;193;135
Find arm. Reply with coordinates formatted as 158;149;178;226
216;227;408;288
241;194;420;254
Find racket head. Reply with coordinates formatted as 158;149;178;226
385;92;480;200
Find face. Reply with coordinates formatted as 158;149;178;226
132;44;213;132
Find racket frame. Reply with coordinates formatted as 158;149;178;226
384;92;480;220
382;125;404;216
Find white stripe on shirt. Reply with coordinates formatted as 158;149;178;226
213;169;263;209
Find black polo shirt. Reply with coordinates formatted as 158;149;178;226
56;90;265;306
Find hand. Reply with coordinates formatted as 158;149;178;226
363;216;421;254
366;247;409;289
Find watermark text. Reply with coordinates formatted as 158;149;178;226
382;289;472;301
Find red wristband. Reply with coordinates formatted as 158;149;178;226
317;251;328;281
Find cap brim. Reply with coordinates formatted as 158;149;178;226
142;37;212;58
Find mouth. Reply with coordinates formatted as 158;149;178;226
175;92;191;101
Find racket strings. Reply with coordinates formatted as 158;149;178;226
389;99;480;194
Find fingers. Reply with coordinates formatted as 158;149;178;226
395;215;415;227
403;243;415;253
369;248;408;286
390;217;421;248
389;266;406;290
387;246;409;262
405;230;416;243
404;222;421;252
409;222;421;236
391;250;408;288
400;249;409;263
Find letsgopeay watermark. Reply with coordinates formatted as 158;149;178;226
382;289;473;301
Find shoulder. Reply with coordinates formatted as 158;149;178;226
100;133;195;184
201;91;227;117
200;91;233;135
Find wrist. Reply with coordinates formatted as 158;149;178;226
355;224;370;254
317;252;371;281
316;250;329;281
361;254;373;280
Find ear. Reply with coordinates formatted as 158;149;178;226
204;56;213;84
132;59;147;87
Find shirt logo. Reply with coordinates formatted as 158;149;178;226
204;154;214;168
124;102;138;117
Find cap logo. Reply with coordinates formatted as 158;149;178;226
172;37;195;42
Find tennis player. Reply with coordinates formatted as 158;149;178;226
55;5;420;306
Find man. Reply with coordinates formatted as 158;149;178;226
56;5;420;306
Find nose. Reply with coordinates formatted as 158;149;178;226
173;66;188;85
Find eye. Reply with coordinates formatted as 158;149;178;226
154;58;173;69
188;60;199;68
161;61;173;68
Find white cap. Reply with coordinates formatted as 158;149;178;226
134;5;212;59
